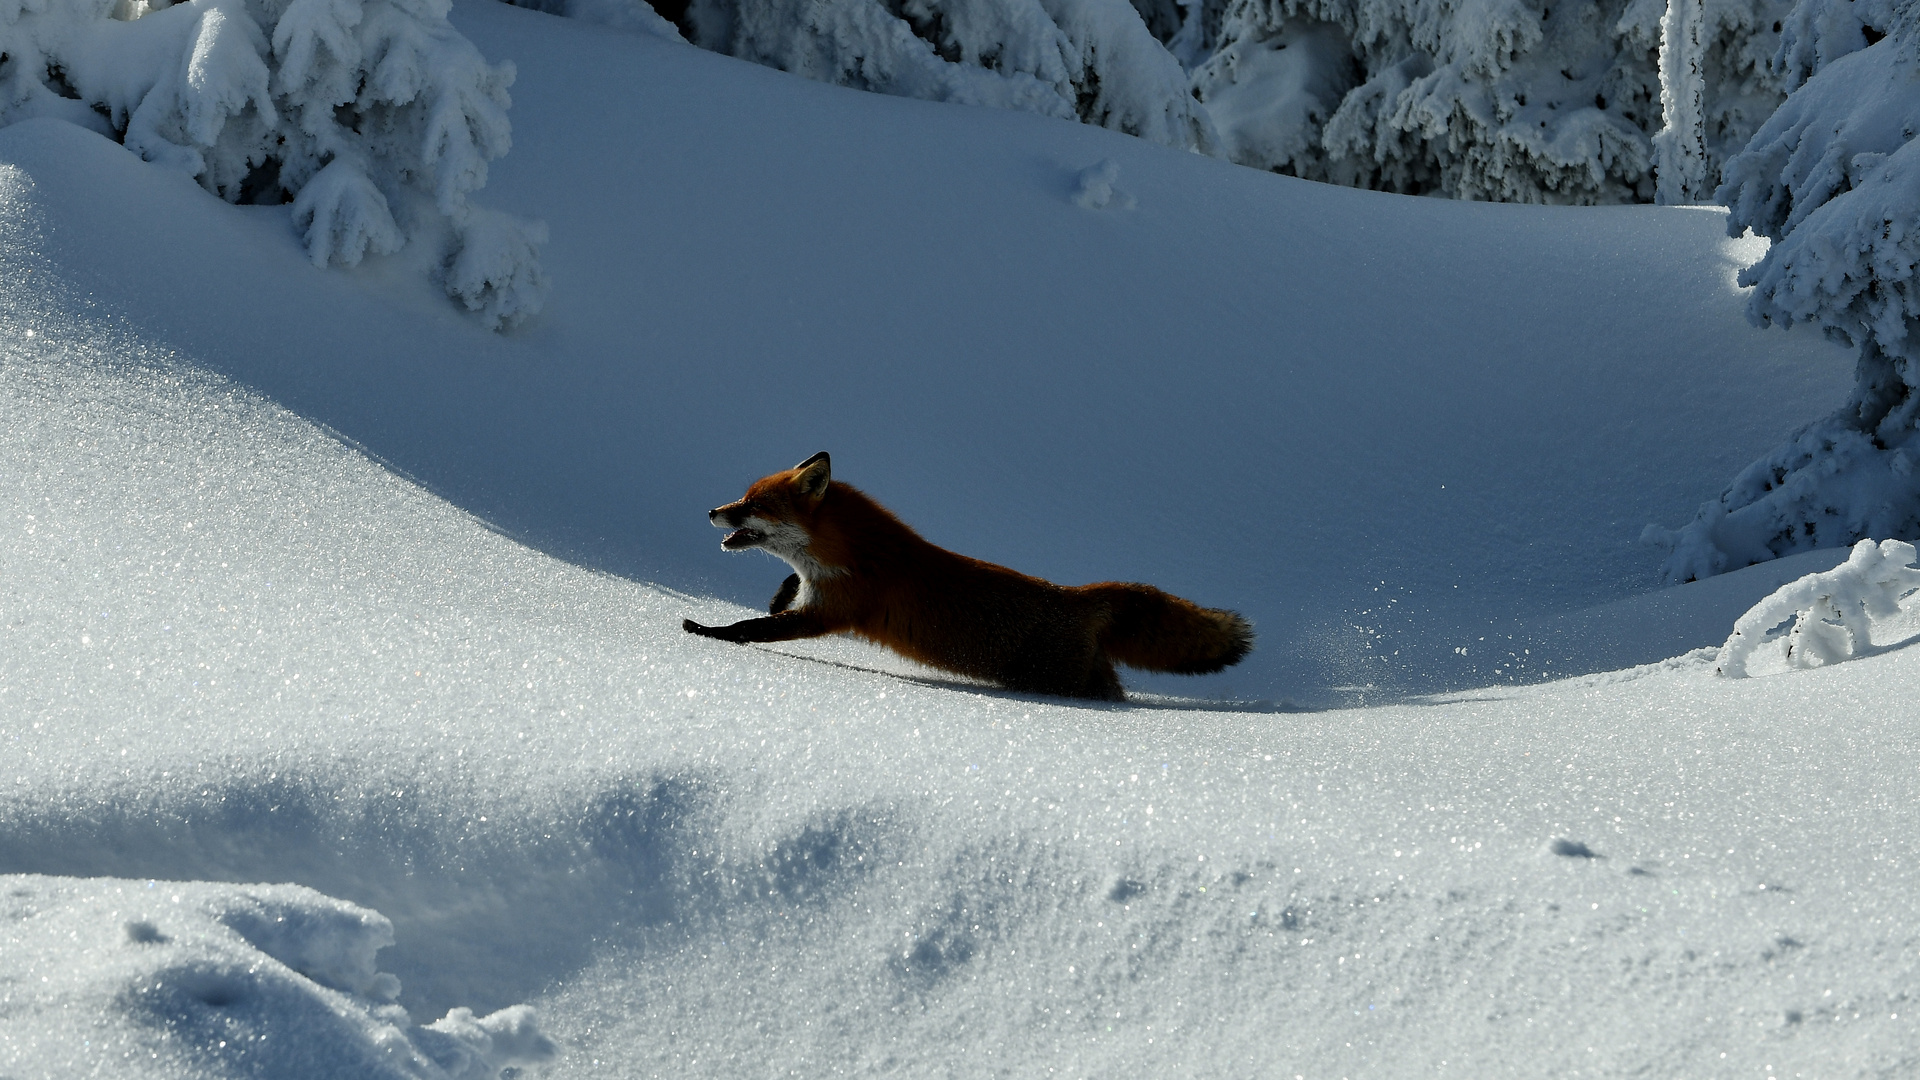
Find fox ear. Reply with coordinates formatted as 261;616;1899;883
793;452;830;499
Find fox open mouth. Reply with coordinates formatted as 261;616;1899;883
721;527;764;550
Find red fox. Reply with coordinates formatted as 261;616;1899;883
682;453;1253;701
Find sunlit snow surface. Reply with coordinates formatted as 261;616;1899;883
3;2;1918;1077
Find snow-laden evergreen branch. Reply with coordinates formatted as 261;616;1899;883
1717;537;1920;676
0;0;546;329
681;0;1218;153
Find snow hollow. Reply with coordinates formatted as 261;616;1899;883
2;2;1916;1078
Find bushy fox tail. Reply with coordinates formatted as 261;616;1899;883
1088;583;1254;675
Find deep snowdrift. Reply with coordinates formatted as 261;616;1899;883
3;4;1915;1078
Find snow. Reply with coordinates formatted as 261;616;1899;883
1;876;556;1078
2;1;1917;1077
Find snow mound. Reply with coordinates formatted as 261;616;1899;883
0;875;557;1080
1716;536;1920;676
1069;156;1133;207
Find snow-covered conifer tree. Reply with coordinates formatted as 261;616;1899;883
1655;0;1711;201
1652;0;1805;202
0;0;546;329
503;0;685;40
1187;0;1793;203
671;0;1217;153
1651;1;1920;580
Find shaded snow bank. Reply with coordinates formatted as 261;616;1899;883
0;876;555;1080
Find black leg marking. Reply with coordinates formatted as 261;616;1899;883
684;611;829;644
769;574;801;614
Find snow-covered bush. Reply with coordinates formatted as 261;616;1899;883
1186;0;1794;203
1652;6;1920;580
1716;537;1920;676
675;0;1217;153
0;0;546;329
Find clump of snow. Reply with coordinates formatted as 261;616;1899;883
1654;11;1920;579
0;0;546;328
0;875;557;1080
680;0;1217;152
416;1005;560;1080
1716;536;1920;676
1069;156;1133;207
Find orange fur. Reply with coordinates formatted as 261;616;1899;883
683;453;1253;701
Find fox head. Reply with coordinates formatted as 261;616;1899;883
709;452;831;562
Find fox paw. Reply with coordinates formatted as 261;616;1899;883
683;618;746;643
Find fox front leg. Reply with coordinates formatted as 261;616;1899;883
682;610;829;644
769;573;800;613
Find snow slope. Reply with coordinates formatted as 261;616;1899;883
10;0;1853;704
3;3;1915;1078
4;326;1915;1076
